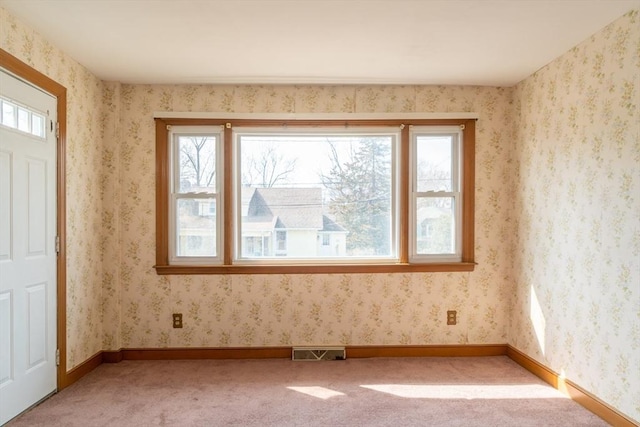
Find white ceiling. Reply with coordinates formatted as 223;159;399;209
1;0;638;87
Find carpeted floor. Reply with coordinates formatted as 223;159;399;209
8;356;608;426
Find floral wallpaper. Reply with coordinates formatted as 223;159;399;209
0;8;106;369
113;83;513;351
510;9;639;422
2;3;638;423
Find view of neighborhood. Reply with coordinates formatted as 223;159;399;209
174;132;455;259
241;187;347;258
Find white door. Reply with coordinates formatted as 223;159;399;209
0;69;57;424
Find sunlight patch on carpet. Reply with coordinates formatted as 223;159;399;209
287;386;346;399
360;384;566;399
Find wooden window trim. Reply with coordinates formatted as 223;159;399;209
155;118;475;274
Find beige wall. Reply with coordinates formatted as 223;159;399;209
511;10;639;421
2;4;638;423
111;83;513;350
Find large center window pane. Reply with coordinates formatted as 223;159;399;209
238;133;394;260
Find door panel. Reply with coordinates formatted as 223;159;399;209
0;69;57;425
27;158;47;256
0;290;11;385
26;283;47;368
0;151;10;260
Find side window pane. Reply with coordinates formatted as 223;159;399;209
176;198;216;257
411;127;462;262
170;128;221;264
238;133;395;260
416;197;455;255
1;101;16;127
31;114;45;137
178;135;217;193
17;107;29;133
416;135;453;192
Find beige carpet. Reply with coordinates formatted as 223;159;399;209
8;356;608;426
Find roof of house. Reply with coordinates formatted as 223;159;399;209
246;188;324;229
244;187;346;233
321;215;346;233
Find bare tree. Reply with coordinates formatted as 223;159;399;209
179;136;216;189
416;160;452;192
242;143;297;188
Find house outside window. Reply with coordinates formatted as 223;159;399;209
276;230;287;253
241;188;347;259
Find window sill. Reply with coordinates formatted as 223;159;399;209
153;262;476;275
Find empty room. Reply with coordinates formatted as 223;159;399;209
0;0;638;425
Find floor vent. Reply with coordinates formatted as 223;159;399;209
292;347;346;361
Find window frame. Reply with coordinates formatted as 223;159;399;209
168;125;224;265
233;126;400;265
154;118;476;274
409;126;463;263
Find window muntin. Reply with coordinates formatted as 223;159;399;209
234;129;398;263
169;126;223;264
410;127;462;262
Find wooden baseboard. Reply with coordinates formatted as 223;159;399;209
118;347;292;360
506;345;638;427
106;344;507;361
102;350;124;363
60;351;102;389
347;344;507;358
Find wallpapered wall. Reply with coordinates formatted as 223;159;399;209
0;8;106;369
109;84;513;350
2;5;638;422
511;10;639;421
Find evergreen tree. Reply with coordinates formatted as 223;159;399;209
322;138;392;255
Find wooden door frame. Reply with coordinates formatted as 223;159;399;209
0;49;68;390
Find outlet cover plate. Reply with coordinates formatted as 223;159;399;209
447;310;457;325
173;313;183;328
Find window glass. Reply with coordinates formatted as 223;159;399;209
17;107;29;133
237;133;395;260
410;127;462;262
169;128;222;264
176;198;217;257
31;113;45;137
1;100;16;127
177;135;217;193
416;197;455;254
416;135;453;192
